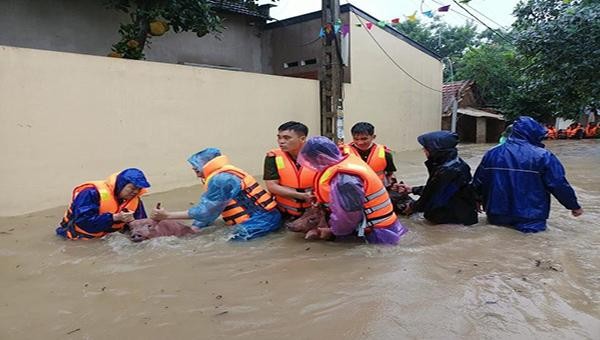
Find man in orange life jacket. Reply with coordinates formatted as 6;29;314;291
297;136;407;245
55;168;150;240
584;122;598;138
151;148;281;240
545;124;558;140
263;121;316;220
341;122;398;186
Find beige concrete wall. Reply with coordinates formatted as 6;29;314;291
0;46;319;216
343;12;442;151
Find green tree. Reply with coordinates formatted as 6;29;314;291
509;0;600;119
104;0;269;59
394;18;479;80
455;41;518;108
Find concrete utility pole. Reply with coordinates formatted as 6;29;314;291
320;0;344;143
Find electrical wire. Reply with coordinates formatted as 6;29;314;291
353;12;442;93
451;1;514;44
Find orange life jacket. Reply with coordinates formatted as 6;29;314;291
204;155;277;225
341;143;387;180
547;127;557;139
267;148;317;216
60;173;147;240
314;154;398;232
585;125;598;138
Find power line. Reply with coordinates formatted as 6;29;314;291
451;0;514;45
353;13;442;93
464;3;509;31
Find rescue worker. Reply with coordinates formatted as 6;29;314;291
499;124;513;144
584;122;598;139
151;148;281;240
545;124;558;140
394;131;478;225
566;123;584;139
55;168;150;240
341;122;397;186
472;116;583;233
263;121;316;220
297;136;407;245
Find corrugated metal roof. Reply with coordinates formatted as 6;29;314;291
458;107;504;120
442;80;472;113
209;1;271;19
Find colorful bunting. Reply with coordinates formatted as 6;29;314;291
391;18;400;24
376;21;386;28
406;11;417;22
365;22;373;30
319;27;325;38
458;0;471;3
438;5;450;12
422;10;434;18
334;22;341;33
341;24;350;37
355;23;362;27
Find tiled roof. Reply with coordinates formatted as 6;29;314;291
209;1;271;19
442;80;473;113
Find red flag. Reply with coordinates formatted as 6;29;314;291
391;18;400;24
438;5;450;12
366;22;373;30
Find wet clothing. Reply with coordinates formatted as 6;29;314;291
413;131;478;225
343;143;397;179
56;169;149;240
299;136;406;245
585;125;598;138
263;148;316;217
472;116;581;233
546;127;557;140
188;154;281;241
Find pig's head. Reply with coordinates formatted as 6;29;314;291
128;218;158;242
285;205;328;233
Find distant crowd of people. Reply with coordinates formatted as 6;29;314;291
545;122;600;140
55;116;584;245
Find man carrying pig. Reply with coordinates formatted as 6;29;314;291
55;168;151;240
151;148;281;241
297;137;407;245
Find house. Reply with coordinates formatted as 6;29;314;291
442;80;505;143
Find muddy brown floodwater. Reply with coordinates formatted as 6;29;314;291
1;140;599;339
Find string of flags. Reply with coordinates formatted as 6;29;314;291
317;0;475;38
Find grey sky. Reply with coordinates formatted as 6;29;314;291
259;0;522;30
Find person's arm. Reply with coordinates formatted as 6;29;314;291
263;155;312;202
542;152;583;215
72;188;131;233
152;173;242;226
328;174;365;236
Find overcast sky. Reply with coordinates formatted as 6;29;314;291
258;0;522;30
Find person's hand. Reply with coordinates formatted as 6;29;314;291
305;227;333;241
297;191;315;203
113;211;134;223
393;183;412;195
571;208;583;217
150;207;169;221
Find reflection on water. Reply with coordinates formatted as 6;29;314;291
1;140;599;339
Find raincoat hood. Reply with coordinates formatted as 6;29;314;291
510;116;547;147
187;148;222;171
417;131;459;166
298;136;342;171
114;168;150;196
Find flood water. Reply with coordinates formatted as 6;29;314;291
1;140;599;339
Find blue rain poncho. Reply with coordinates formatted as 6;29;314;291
472;116;581;232
187;148;281;241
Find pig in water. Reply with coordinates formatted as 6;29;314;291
128;218;198;242
285;205;328;233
